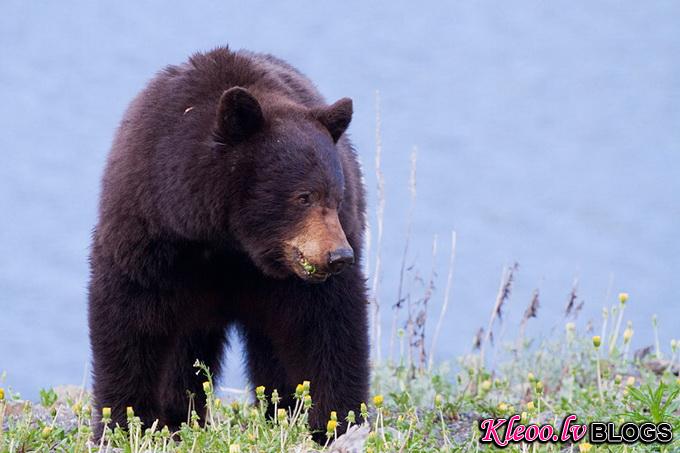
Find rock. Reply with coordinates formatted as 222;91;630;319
327;424;370;453
53;385;87;404
643;359;679;376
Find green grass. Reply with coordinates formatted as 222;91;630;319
1;294;679;452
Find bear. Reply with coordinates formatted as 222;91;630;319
88;47;369;442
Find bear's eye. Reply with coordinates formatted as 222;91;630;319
297;192;312;206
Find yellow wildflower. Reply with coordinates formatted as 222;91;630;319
592;336;601;348
326;419;338;434
579;442;592;452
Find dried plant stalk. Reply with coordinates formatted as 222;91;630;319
370;90;386;363
389;146;418;362
429;230;456;371
479;263;518;366
518;289;540;339
412;234;437;370
565;278;579;318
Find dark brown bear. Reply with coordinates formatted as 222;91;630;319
88;47;369;441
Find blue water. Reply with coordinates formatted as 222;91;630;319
1;1;679;398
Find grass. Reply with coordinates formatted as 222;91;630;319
1;291;678;452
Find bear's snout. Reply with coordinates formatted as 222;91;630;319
328;247;354;274
286;206;353;281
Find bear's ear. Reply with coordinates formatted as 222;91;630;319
215;87;264;144
313;98;353;143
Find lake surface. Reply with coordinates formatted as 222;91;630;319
1;1;679;399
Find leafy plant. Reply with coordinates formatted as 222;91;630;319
623;381;680;426
39;387;57;408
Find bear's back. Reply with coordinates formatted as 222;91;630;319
99;48;328;230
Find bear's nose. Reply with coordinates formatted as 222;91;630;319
328;247;355;274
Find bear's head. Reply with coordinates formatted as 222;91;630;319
214;87;356;283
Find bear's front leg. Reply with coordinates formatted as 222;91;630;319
88;269;175;439
242;326;296;419
157;328;228;430
89;328;170;439
258;272;370;442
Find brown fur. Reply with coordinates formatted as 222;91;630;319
88;47;368;442
285;206;351;280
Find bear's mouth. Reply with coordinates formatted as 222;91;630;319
294;249;329;283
